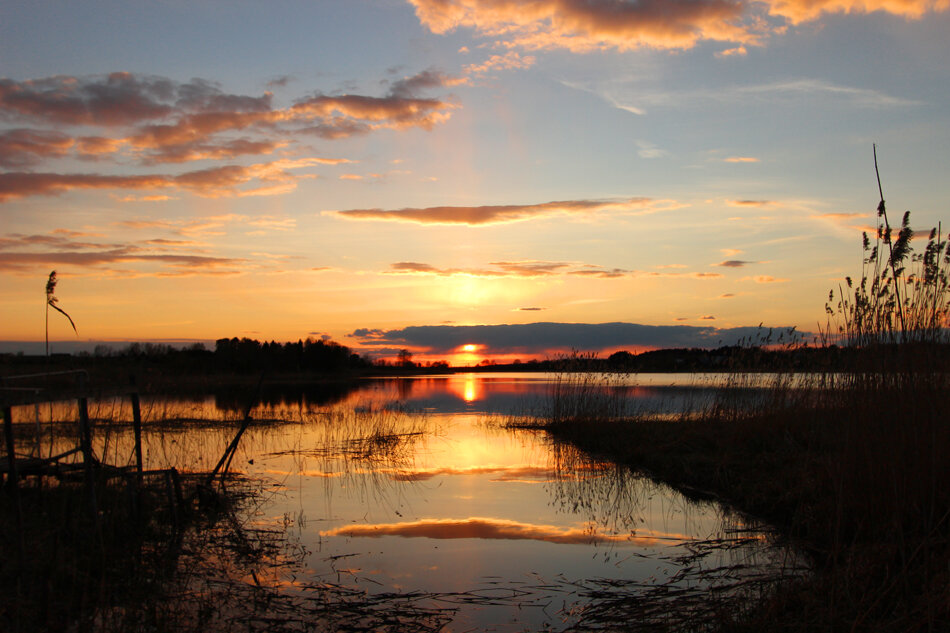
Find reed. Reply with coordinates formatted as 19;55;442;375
534;153;950;631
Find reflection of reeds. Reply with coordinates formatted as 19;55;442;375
544;440;805;632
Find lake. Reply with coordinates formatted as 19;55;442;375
13;372;799;631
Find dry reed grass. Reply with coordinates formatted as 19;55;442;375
533;152;950;631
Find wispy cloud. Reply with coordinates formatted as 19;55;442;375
623;78;922;113
388;259;631;278
727;199;774;208
389;260;722;280
716;260;757;267
723;156;759;163
464;51;537;76
332;197;682;226
0;158;327;202
743;275;789;283
0;235;245;276
0;221;304;276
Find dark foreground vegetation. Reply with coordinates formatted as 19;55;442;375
536;176;950;630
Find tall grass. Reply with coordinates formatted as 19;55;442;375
534;153;950;631
544;352;629;425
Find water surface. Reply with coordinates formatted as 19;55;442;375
12;372;795;631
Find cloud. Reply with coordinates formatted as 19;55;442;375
0;71;457;201
333;197;680;226
407;0;759;52
627;78;921;112
727;199;774;207
764;0;949;24
0;158;324;202
0;72;177;126
716;45;748;57
0;129;74;167
743;275;789;283
115;213;291;237
464;51;537;76
716;260;756;267
388;260;636;278
321;516;690;546
736;79;922;107
348;321;808;355
0;222;311;276
813;212;867;220
384;263;724;281
407;0;949;54
0;245;244;275
519;306;545;311
723;156;758;163
636;140;668;159
388;68;468;97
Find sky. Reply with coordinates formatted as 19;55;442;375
2;0;949;363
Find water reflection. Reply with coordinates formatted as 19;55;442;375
7;372;798;631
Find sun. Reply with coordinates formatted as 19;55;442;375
461;343;477;352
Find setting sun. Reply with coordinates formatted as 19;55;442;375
462;344;478;352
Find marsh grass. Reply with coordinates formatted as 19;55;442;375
542;352;632;425
532;160;950;630
1;386;445;633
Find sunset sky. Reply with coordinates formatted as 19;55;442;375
2;0;949;362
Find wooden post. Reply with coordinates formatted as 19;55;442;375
77;396;101;533
3;405;25;565
2;405;18;490
129;375;143;476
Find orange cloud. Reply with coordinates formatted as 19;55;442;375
0;71;456;200
333;197;679;226
716;45;748;57
407;0;758;51
813;212;867;220
743;275;789;283
764;0;949;24
321;516;691;546
723;156;759;163
464;51;537;75
0;226;314;277
0;245;244;275
0;158;323;202
407;0;949;53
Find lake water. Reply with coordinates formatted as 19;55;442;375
12;372;797;631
